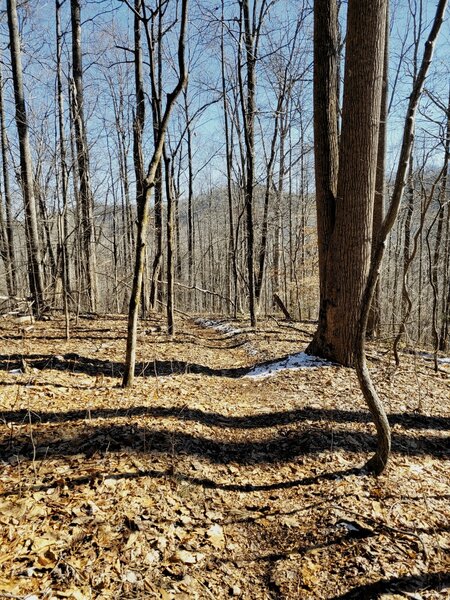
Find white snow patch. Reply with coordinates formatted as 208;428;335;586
194;318;241;336
195;318;259;356
243;342;259;356
416;351;450;365
245;352;332;378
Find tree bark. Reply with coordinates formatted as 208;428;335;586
367;5;389;338
123;0;188;388
239;0;258;327
71;0;98;313
306;0;339;355
0;57;17;298
356;0;448;473
310;0;387;367
164;150;175;335
55;0;72;311
7;0;45;316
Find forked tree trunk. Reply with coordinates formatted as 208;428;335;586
310;0;387;367
123;0;188;388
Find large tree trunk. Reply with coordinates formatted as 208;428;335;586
309;0;386;366
7;0;45;316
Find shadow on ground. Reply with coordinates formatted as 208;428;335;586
1;413;448;467
0;352;250;378
330;571;450;599
2;404;449;431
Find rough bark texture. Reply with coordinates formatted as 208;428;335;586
7;0;45;316
306;0;339;355
310;0;386;367
71;0;98;313
0;57;17;298
240;0;257;327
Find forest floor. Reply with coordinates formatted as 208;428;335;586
0;313;449;600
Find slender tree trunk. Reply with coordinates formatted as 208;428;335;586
133;0;146;308
149;162;163;310
148;2;164;312
437;88;450;351
239;0;257;327
273;108;288;307
0;59;17;298
306;0;339;354
7;0;45;316
439;187;450;351
164;150;174;335
71;0;98;313
0;183;11;296
355;0;447;473
123;0;188;388
367;6;388;338
221;0;237;316
255;94;282;304
184;90;194;298
55;0;71;310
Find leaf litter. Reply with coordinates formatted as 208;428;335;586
0;314;449;599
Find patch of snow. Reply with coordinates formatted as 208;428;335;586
243;342;259;356
194;318;241;336
416;351;450;365
245;352;332;378
195;318;261;356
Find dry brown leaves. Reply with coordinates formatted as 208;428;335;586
0;314;449;599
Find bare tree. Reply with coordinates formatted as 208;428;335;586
355;0;448;473
71;0;98;313
0;57;17;299
6;0;45;316
123;0;189;388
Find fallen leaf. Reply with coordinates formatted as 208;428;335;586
206;523;225;549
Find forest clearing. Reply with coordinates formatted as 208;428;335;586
1;314;449;599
